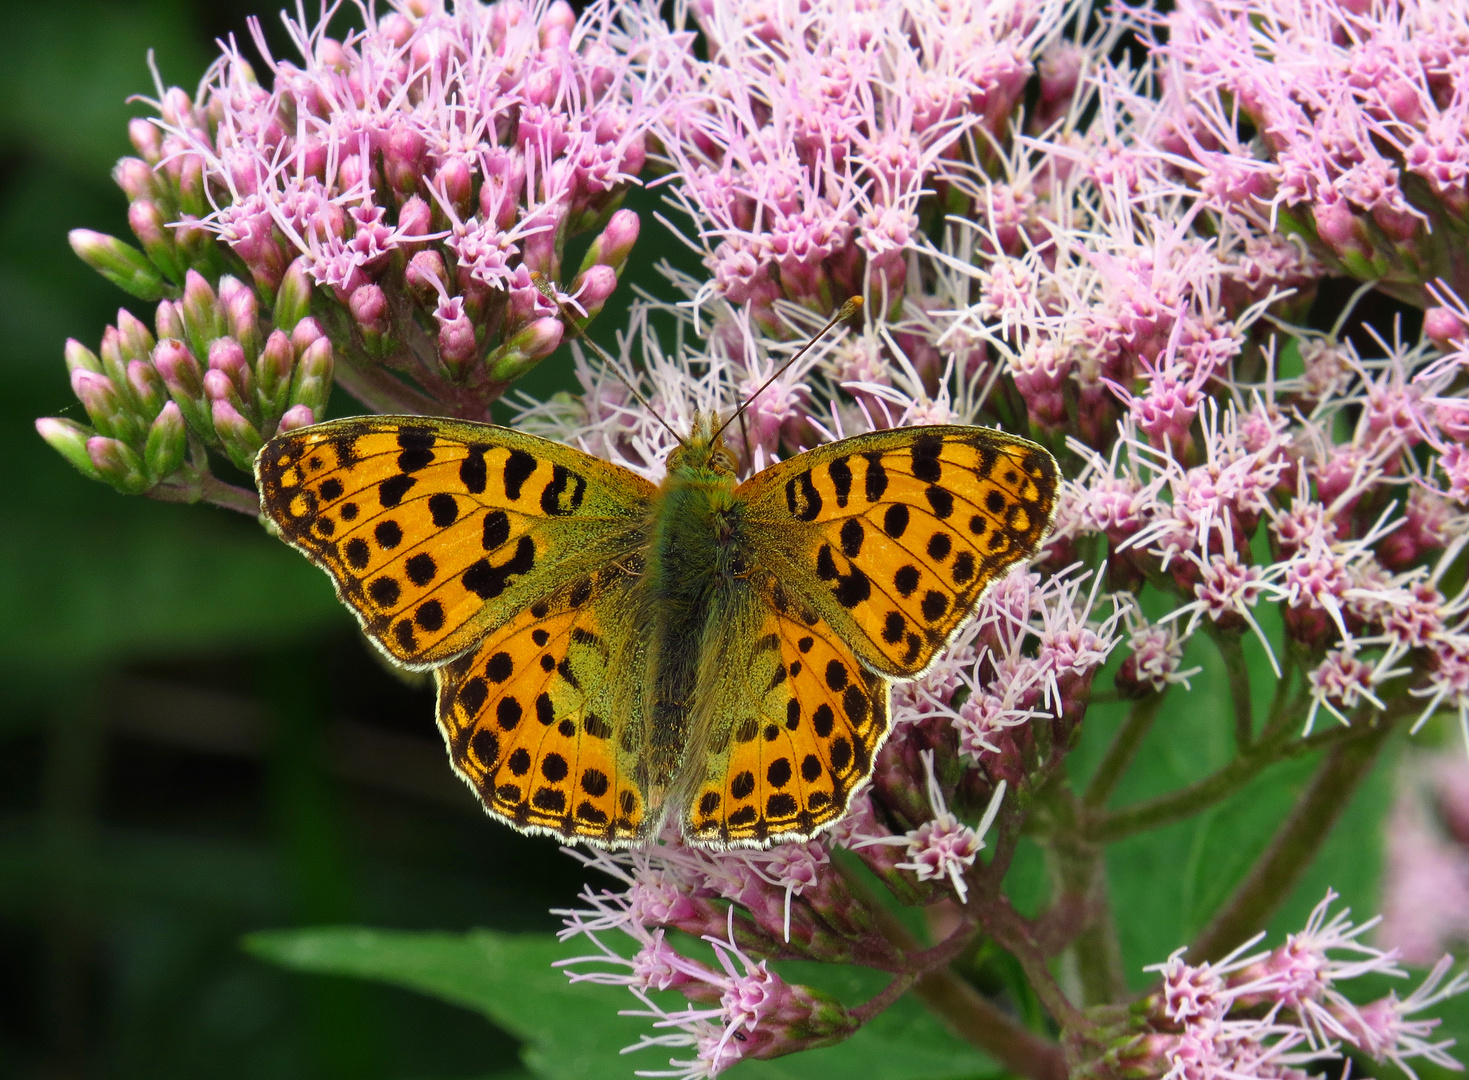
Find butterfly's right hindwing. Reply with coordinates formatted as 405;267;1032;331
255;416;655;669
436;562;656;845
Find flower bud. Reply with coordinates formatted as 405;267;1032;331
273;256;314;334
397;195;433;247
211;398;264;472
116;308;157;365
579;208;640;277
64;339;103;376
288;338;334;418
72;370;145;445
155;299;186;343
87;435;150;494
127;199;184;285
113;157;158;203
435;298;479;379
127;360;168;417
350;282;391;355
255;330;296;421
1425;306;1465;350
539;0;575;48
290;317;325;358
436;158;473;216
570;263;618;326
152;338;213;438
384;125;426;197
176;153;207;218
219;275;262;360
128;117;163;164
68;229;165;301
36;417;102;481
207;336;257;406
277;404;316;432
143;401;188;482
406;250;449;305
181;270;224;357
486;316;564;382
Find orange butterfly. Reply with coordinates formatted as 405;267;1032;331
255;381;1057;850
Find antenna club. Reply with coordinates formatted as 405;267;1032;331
839;296;863;320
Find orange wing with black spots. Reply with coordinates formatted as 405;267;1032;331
255;415;654;669
737;425;1058;679
675;575;888;846
435;564;656;845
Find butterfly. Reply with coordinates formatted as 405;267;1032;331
254;410;1058;847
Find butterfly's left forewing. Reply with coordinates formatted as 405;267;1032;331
255;416;654;669
737;426;1058;679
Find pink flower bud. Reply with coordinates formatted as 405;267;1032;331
406;250;449;304
256;330;295;418
539;0;575;48
211;398;264;471
288;338;333;417
1313;197;1362;254
113;157;157;202
436;158;473;215
182;269;223;346
64;339;103;376
126;198;183;284
277;404;316;432
435;297;478;377
219;275;260;352
155;300;185;343
87;435;150;493
291;317;325;358
143;401;187;482
397;195;433;244
1373;204;1419;244
151;338;203;397
68;229;165;301
207;336;253;394
37;417;102;480
1424;306;1465;350
486;316;563;382
127;360;167;416
160;86;198;132
127;117;162;163
71;371;142;444
582;208;639;275
273;257;314;334
350;283;389;334
384;125;426;196
115;308;156;365
378;12;414;48
572;263;618;319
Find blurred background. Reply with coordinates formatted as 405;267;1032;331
0;2;678;1076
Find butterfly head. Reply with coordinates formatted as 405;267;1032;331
665;412;739;478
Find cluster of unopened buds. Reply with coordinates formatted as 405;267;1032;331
38;0;1469;1076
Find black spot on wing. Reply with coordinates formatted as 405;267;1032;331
829;457;852;507
504;449;536;500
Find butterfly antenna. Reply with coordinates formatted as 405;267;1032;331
712;296;863;445
529;272;686;448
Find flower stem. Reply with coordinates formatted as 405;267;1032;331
1083;721;1365;843
333;353;441;415
910;965;1068;1080
149;472;262;516
1186;718;1394;963
1083;691;1167;808
1212;630;1254;751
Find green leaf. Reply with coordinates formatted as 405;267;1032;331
247;927;1002;1080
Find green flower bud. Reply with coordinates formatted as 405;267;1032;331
36;417;102;481
273;257;313;334
69;229;166;301
143;401;188;482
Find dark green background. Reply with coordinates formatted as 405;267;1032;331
2;2;1462;1079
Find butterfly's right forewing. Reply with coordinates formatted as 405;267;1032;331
255;416;655;669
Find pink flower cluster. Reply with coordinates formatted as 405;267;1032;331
1096;892;1469;1080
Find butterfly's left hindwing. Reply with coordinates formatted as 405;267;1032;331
737;426;1058;679
255;416;654;669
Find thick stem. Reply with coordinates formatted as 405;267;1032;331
1187;719;1393;963
1213;631;1254;751
910;966;1068;1080
333;353;441;415
150;472;262;516
1083;691;1166;808
1084;721;1364;844
832;861;1068;1080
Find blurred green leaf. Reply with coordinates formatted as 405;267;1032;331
247;927;1003;1080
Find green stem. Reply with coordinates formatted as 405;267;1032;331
910;966;1068;1080
1083;691;1167;808
1187;719;1394;964
333;352;440;415
1085;722;1365;843
1213;631;1254;751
